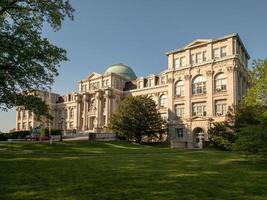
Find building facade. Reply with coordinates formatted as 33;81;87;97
16;33;250;148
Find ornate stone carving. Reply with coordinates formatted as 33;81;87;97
227;66;237;72
206;70;213;76
83;94;89;101
167;77;174;83
75;94;82;103
184;74;191;80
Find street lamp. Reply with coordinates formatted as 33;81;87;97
48;86;52;145
60;117;64;142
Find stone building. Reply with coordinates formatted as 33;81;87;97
16;33;250;148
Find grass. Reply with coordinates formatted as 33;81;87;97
0;141;267;200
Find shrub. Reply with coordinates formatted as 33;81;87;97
0;131;30;141
234;124;267;158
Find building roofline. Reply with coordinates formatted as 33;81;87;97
165;33;250;59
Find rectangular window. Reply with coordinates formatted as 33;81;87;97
180;57;186;67
174;58;180;68
176;128;184;138
175;105;184;118
213;48;219;59
192;102;207;116
17;123;20;130
191;54;195;65
196;53;202;63
203;51;207;61
221;46;227;57
215;100;227;116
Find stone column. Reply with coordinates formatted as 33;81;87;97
227;63;238;107
167;76;175;119
95;91;102;127
83;94;89;131
206;70;214;117
75;94;82;131
105;90;112;125
184;74;191;118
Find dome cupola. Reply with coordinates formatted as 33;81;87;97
104;63;137;81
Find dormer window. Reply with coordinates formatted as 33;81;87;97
180;57;186;67
203;51;207;61
174;58;180;68
191;54;195;65
213;48;219;59
161;76;166;84
196;53;202;64
221;46;227;57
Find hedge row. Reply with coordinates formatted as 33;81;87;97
0;131;30;141
0;129;62;141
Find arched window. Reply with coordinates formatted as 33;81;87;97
215;73;227;92
192;75;206;95
160;94;167;108
175;80;184;96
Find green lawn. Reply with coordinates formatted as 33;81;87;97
0;141;267;200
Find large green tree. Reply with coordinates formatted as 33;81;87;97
0;0;74;116
109;96;166;143
234;59;267;157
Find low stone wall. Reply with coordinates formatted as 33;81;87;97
170;141;187;148
89;133;116;141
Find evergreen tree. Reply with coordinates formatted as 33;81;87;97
109;96;166;143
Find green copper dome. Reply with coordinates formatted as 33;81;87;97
104;63;137;81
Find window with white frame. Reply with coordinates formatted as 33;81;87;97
215;73;227;92
196;53;202;63
191;54;195;65
213;48;219;59
192;75;206;95
221;46;227;57
175;104;184;118
180;57;186;67
215;100;227;116
174;58;180;68
175;80;184;96
176;128;184;138
192;102;207;116
160;94;167;108
203;51;207;61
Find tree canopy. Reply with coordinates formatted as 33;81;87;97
0;0;74;116
209;59;267;156
109;95;166;143
234;59;267;157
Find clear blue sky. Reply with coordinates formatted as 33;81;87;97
0;0;267;132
